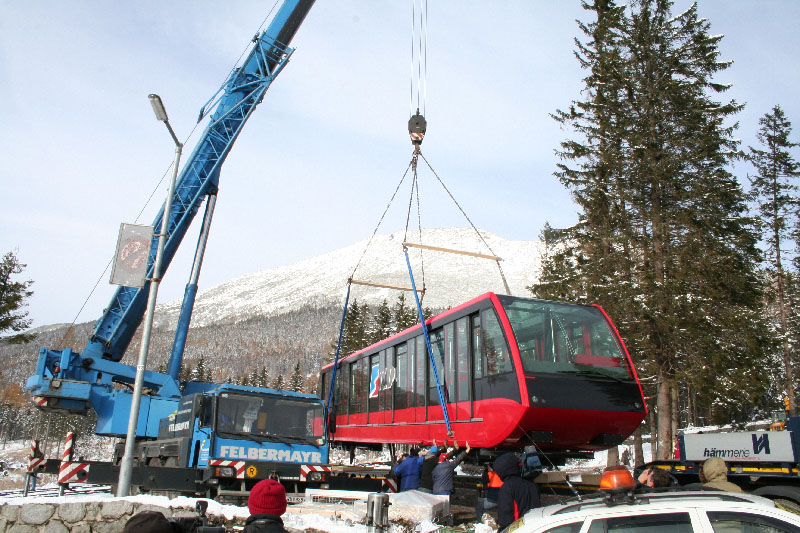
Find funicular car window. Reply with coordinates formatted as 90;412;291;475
707;511;800;533
586;512;693;533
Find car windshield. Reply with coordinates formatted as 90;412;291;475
216;392;325;443
498;295;632;380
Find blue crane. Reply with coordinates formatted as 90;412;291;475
24;4;328;497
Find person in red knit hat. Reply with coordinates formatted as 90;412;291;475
245;479;289;533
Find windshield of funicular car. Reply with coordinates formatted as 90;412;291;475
498;296;631;379
216;393;325;442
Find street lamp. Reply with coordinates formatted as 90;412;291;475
116;94;184;497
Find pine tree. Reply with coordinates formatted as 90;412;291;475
393;293;418;332
248;368;260;387
547;0;634;311
271;374;285;390
0;251;34;344
623;0;762;441
535;0;765;453
178;361;191;382
288;362;304;392
370;299;394;344
340;298;362;355
258;366;270;388
749;105;800;415
192;355;209;382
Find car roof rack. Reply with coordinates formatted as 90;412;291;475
552;489;762;515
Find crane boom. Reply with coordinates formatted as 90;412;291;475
91;0;316;362
26;0;317;438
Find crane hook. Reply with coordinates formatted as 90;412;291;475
408;109;427;147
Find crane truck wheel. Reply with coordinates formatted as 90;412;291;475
752;486;800;515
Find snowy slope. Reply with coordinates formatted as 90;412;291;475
156;228;544;328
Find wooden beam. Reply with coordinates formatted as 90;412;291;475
349;279;424;293
402;242;502;261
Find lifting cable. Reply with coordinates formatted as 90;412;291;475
417;151;511;294
325;282;350;420
404;0;456;436
403;153;427;301
327;162;419;418
346;160;422;295
330;0;506;439
404;245;453;437
409;0;428;121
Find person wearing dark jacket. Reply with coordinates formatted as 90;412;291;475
420;439;453;492
494;452;540;529
394;447;424;491
433;442;471;496
244;478;290;533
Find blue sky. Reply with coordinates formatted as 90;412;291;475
1;1;798;328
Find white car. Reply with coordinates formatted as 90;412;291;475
508;486;800;533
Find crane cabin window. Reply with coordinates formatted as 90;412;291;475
216;393;325;442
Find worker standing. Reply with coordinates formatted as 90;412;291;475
433;442;470;497
476;462;503;520
494;452;540;529
419;440;448;493
394;448;424;491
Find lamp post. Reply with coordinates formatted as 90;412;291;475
116;94;183;497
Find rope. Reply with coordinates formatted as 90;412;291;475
403;247;452;436
403;153;427;303
413;174;426;301
326;282;351;419
409;0;416;118
418;151;512;294
349;161;413;280
409;0;427;118
422;0;428;116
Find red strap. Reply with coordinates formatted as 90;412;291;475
514;501;519;520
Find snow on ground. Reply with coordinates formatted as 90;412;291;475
0;440;487;532
6;427;770;532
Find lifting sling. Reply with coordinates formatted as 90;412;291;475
403;245;453;437
325;281;351;427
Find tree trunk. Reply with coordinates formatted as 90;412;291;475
633;425;644;467
670;381;679;458
656;368;673;460
606;446;620;467
648;400;658;459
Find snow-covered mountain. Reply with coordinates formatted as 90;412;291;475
156;228;544;328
